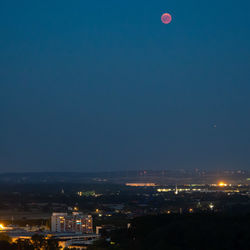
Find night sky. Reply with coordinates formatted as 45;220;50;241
1;0;250;172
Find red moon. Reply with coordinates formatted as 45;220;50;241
161;13;172;24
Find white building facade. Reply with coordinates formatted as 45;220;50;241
51;212;93;233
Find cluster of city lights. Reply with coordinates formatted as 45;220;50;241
218;182;228;187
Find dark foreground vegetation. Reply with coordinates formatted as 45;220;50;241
0;234;60;250
1;214;250;249
90;213;250;250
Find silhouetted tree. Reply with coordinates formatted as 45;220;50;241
0;232;12;243
46;238;61;250
31;234;46;249
0;240;15;250
15;239;34;250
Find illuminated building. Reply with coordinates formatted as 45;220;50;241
51;212;93;233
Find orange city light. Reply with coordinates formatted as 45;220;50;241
218;182;227;187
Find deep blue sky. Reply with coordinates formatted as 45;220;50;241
1;0;250;172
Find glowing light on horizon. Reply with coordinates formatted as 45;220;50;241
218;182;227;187
126;183;156;187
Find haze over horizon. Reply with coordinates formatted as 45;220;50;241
1;0;250;172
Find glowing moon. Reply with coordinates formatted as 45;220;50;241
161;13;172;24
